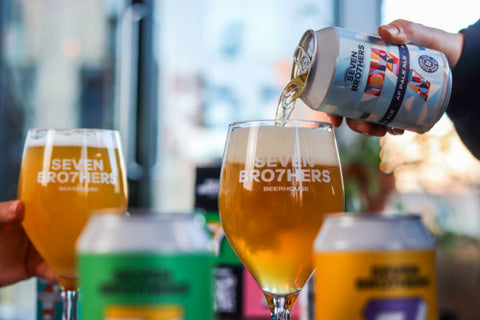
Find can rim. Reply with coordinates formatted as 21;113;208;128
78;213;213;254
293;28;339;110
315;212;435;251
300;29;316;88
291;29;315;80
435;60;453;124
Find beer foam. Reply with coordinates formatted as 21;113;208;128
226;125;339;165
24;129;121;149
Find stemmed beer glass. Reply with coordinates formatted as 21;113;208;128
18;129;128;320
219;120;344;319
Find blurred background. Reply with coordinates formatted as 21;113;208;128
0;0;479;319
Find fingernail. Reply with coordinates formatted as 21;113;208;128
383;25;399;35
6;203;16;222
356;122;366;131
375;128;388;136
390;128;404;135
7;201;22;222
356;123;372;136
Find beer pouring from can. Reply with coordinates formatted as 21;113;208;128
287;27;451;133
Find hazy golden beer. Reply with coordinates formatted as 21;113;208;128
18;129;128;290
219;123;344;295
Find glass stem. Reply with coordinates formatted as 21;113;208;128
61;290;78;320
265;292;299;320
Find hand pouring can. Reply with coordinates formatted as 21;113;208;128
292;27;452;133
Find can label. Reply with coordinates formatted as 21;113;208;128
314;249;437;320
322;28;448;132
79;253;214;320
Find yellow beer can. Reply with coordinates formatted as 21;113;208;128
313;213;437;320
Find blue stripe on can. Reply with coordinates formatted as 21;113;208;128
379;45;410;125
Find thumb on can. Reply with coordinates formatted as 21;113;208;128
378;19;463;68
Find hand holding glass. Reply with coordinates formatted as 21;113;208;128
18;129;128;320
219;120;344;319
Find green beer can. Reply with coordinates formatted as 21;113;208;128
77;213;214;320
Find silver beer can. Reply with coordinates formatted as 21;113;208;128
313;213;437;320
77;213;214;320
292;27;452;133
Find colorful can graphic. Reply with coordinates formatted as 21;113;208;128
313;213;437;320
77;213;214;320
292;27;452;133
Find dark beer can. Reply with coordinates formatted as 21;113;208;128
77;213;214;320
313;213;437;320
292;27;452;133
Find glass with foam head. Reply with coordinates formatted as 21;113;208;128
219;120;344;319
18;129;128;320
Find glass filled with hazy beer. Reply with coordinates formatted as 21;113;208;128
219;120;344;320
18;128;128;320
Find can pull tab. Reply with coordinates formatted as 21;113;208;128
292;46;311;79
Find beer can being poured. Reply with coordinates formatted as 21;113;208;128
292;27;452;133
